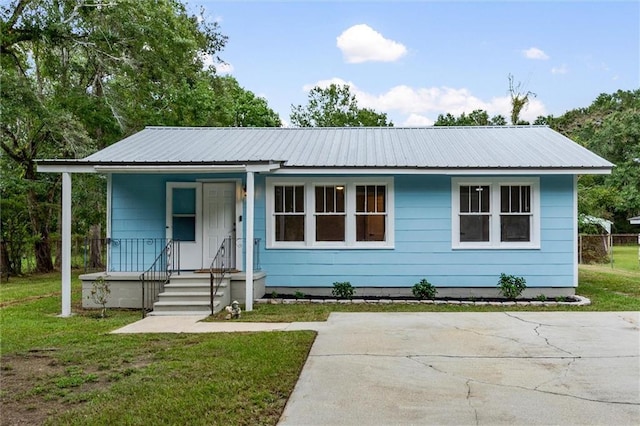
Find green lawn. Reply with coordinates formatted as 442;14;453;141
1;264;638;424
610;244;640;272
0;273;315;425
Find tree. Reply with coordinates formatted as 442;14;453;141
550;90;640;231
508;74;536;125
290;84;392;127
434;110;506;126
0;0;228;272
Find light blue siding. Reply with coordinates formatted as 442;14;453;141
109;172;576;287
259;174;575;288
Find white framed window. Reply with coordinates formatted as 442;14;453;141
452;177;540;249
266;177;394;249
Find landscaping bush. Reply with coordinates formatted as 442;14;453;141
497;273;527;299
412;279;437;300
331;281;355;299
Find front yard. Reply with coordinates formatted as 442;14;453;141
1;257;638;424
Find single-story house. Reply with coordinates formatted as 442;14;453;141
630;216;640;225
38;126;613;316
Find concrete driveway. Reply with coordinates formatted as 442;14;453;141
279;312;640;425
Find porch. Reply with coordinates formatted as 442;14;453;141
81;237;264;316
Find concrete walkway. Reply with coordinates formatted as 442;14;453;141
111;315;324;334
112;312;640;425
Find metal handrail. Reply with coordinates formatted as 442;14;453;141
209;237;233;315
139;240;174;318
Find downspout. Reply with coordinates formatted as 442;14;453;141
245;170;255;311
60;172;72;317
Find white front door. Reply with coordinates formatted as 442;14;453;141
202;182;237;268
166;182;202;270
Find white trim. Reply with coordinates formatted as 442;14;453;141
451;177;541;250
96;165;248;173
245;171;255;311
61;173;72;317
265;177;395;249
166;182;203;269
271;168;612;175
37;164;97;173
106;174;112;271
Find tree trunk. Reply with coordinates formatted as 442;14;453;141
34;237;54;273
88;224;104;269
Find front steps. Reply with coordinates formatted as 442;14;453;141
148;273;230;316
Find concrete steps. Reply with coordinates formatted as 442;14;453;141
148;273;230;316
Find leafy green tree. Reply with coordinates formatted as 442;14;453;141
434;110;506;126
0;0;228;272
290;84;392;127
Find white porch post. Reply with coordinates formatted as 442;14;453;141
61;172;72;317
245;170;255;311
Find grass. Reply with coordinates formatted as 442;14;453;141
1;261;638;423
0;273;315;425
609;244;640;272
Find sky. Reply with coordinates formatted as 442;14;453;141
196;0;639;127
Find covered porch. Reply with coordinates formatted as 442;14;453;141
36;161;280;317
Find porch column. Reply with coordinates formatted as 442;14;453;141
61;172;72;317
245;170;255;311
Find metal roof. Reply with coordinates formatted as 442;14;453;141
50;126;613;171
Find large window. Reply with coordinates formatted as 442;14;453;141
452;178;539;249
267;178;394;248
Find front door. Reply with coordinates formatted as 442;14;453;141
202;182;236;268
166;182;202;270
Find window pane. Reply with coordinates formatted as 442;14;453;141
522;186;531;213
460;186;470;213
356;215;385;241
480;186;490;213
173;216;195;242
316;215;345;241
367;185;376;212
356;186;366;212
501;186;510;213
315;186;324;213
501;215;530;242
173;188;195;215
275;215;304;241
275;186;284;213
294;186;304;212
511;186;520;212
460;215;490;242
284;186;294;212
326;186;335;213
376;186;386;212
336;186;345;212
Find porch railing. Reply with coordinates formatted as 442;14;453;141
209;237;233;315
139;240;174;318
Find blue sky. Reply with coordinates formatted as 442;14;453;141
197;1;639;126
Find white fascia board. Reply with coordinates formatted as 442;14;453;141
93;165;248;173
271;167;612;175
37;164;97;173
245;163;281;172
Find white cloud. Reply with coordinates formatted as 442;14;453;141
336;24;407;63
402;114;434;127
303;78;548;125
522;47;549;60
215;62;234;74
551;64;568;74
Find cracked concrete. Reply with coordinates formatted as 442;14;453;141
278;312;640;425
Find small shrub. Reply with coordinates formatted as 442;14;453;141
412;279;437;300
534;294;547;302
294;290;305;299
89;276;111;318
271;290;279;299
332;281;355;299
497;273;527;299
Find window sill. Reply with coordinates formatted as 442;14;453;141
267;243;395;250
452;244;541;250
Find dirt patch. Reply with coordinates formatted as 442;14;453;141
0;293;61;308
0;350;148;426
